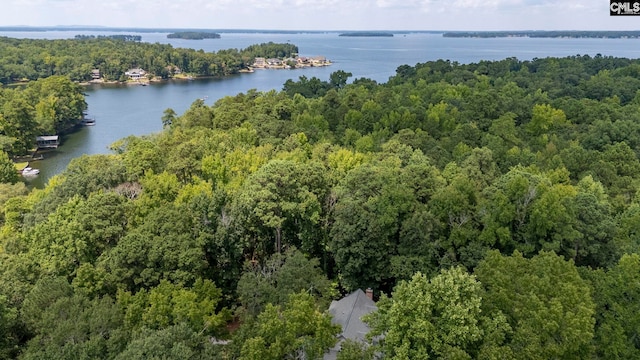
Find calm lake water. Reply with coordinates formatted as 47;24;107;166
3;30;640;187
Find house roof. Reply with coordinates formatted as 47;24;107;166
324;289;377;359
36;135;59;141
125;68;145;74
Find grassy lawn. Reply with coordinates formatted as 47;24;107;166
14;161;28;171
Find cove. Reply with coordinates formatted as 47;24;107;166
10;31;640;187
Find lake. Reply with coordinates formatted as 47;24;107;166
3;30;640;187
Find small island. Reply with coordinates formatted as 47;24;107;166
167;31;221;40
339;32;394;37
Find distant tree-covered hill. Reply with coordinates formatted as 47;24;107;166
167;31;221;40
339;32;394;37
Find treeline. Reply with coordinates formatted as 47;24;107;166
443;30;640;38
1;54;640;358
0;37;298;83
339;32;394;37
0;76;86;155
167;32;221;40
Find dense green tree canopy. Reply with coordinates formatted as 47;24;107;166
475;251;595;359
2;54;640;357
366;268;510;360
0;76;86;155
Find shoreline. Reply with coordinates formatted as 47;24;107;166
76;62;332;87
78;74;206;87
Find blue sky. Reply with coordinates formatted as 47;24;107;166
1;0;637;31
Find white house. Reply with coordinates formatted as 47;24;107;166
125;68;146;80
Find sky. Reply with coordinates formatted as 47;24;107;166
1;0;638;31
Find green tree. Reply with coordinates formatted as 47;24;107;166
239;292;340;360
526;103;567;137
0;295;18;360
0;182;27;227
0;93;37;154
429;168;483;268
566;176;616;267
236;248;335;317
23;154;127;227
25;75;87;133
232;160;327;257
118;278;227;335
174;99;213;129
330;160;414;291
336;339;376;360
105;203;208;291
475;251;595;359
329;70;353;89
161;108;177;128
479;166;547;254
113;323;212;360
0;151;18;184
589;254;640;359
366;267;511;360
20;294;128;360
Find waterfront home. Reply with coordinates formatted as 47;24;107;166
266;58;283;67
125;68;146;80
91;69;101;79
36;135;60;149
253;57;266;68
310;56;329;66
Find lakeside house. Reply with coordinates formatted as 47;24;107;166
36;135;60;149
266;58;283;67
125;68;146;80
253;57;266;67
91;69;101;79
310;56;329;66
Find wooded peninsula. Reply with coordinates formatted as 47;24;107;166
2;50;640;359
0;36;298;84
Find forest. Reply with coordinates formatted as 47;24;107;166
1;54;640;359
0;37;298;83
0;76;87;156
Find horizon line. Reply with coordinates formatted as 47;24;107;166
0;26;638;33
